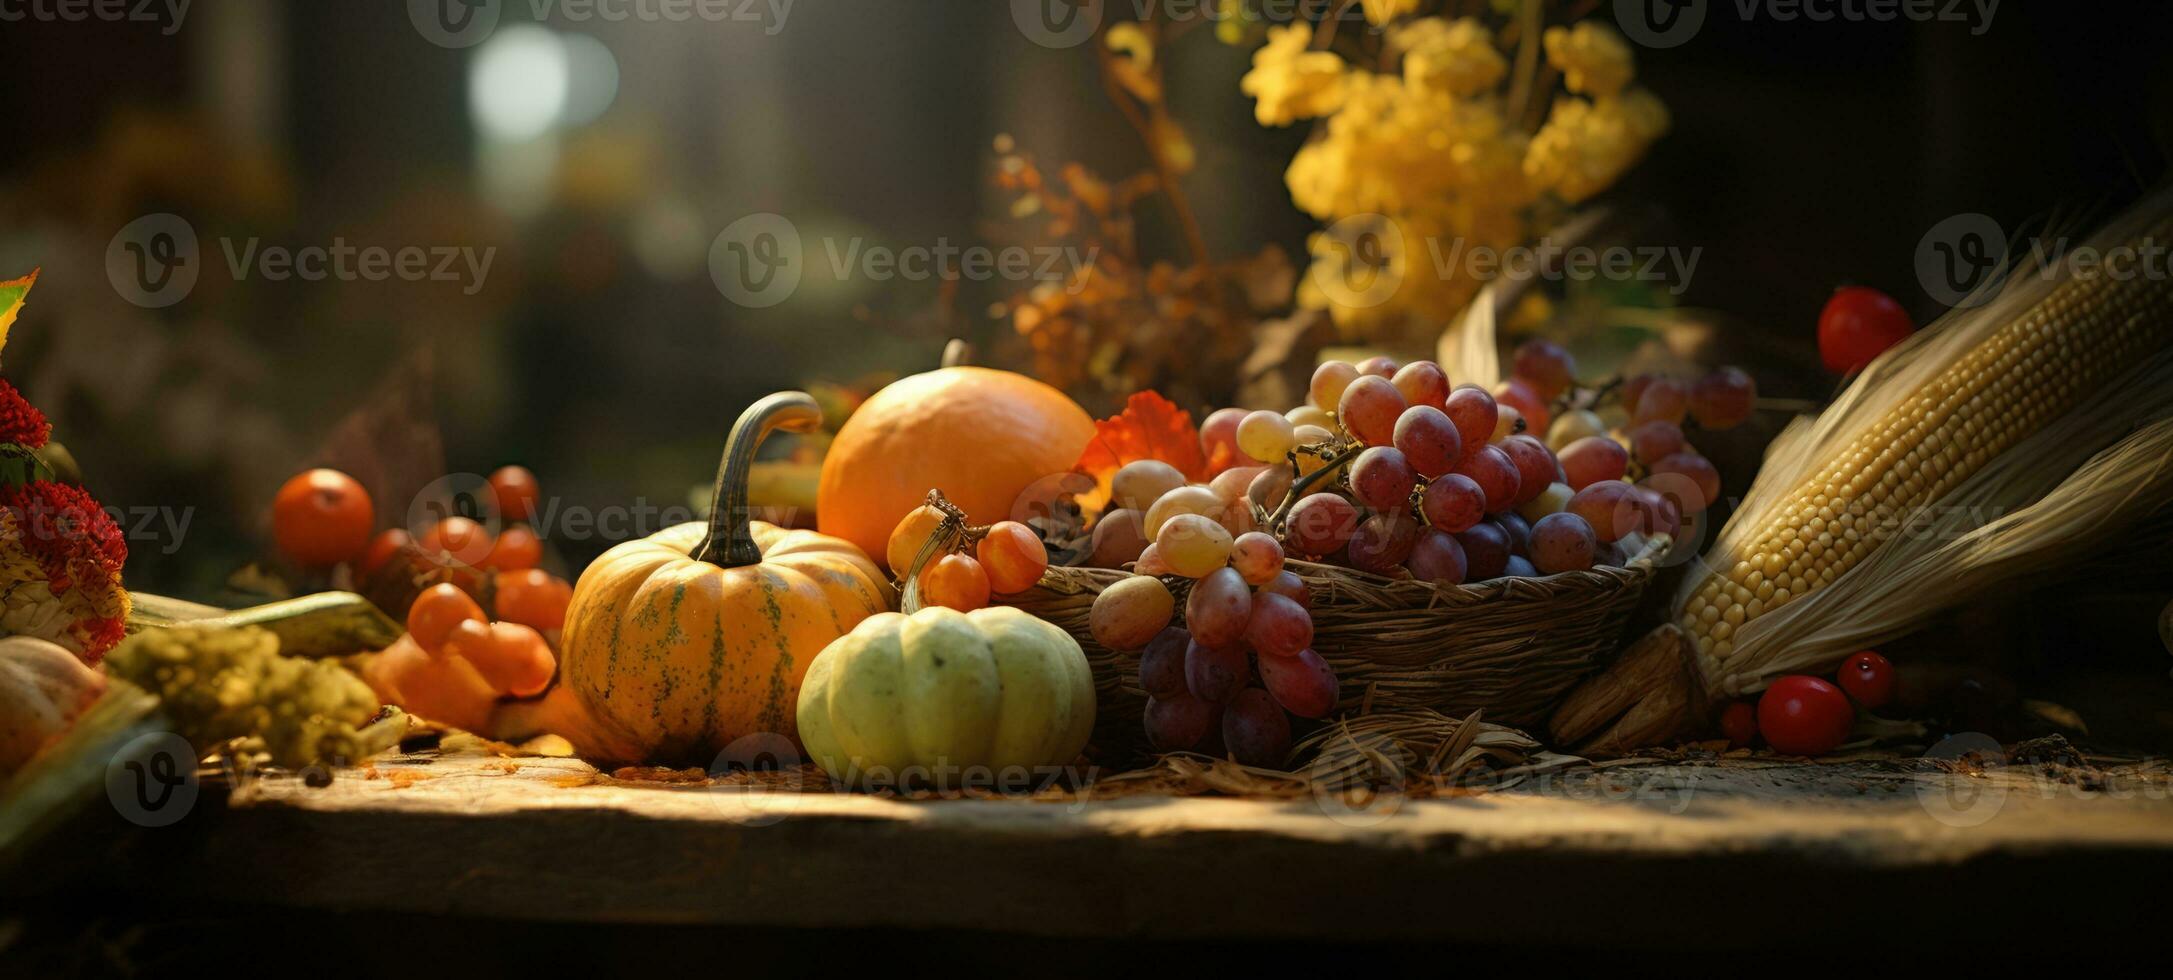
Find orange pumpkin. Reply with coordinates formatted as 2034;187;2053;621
559;392;893;764
819;366;1095;569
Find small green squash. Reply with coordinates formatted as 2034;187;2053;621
795;605;1094;788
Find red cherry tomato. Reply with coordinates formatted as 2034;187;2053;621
487;525;544;571
358;528;413;577
1836;650;1896;710
1756;675;1855;756
1719;700;1759;748
407;582;486;654
495;569;573;631
1817;286;1913;375
490;466;542;522
272;468;375;567
420;516;494;567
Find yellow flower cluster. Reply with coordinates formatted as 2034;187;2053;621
1543;21;1634;97
1240;24;1346;127
1246;15;1667;343
1396;16;1504;97
1525;88;1670;205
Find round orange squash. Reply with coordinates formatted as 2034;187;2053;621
559;392;893;765
819;366;1095;570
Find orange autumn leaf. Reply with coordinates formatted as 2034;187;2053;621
0;268;39;358
1073;390;1208;512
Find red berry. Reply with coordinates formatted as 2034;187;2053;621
1719;701;1758;748
1756;676;1854;756
1817;286;1913;375
1836;650;1896;710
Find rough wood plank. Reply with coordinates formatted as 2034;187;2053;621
91;749;2173;942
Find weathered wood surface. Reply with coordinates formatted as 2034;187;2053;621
86;746;2173;942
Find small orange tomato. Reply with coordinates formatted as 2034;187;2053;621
919;553;991;612
407;582;485;654
487;525;544;571
975;521;1048;594
358;528;413;577
489;466;542;522
443;620;556;698
494;568;573;631
885;504;947;576
272;468;375;567
419;516;494;567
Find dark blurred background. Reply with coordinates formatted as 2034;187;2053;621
1;0;2169;602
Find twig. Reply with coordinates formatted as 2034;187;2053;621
1505;0;1545;124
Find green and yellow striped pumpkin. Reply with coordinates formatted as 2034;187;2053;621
559;392;892;764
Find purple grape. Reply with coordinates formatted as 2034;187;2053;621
1455;521;1511;580
1137;626;1190;698
1184;638;1249;704
1220;688;1293;768
1405;528;1467;585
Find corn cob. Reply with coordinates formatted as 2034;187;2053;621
1681;221;2173;660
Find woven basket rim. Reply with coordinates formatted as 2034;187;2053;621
1031;533;1670;604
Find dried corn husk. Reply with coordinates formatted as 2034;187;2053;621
1559;192;2173;751
1436;283;1503;388
1711;386;2173;693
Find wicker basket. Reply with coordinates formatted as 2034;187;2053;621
1003;536;1668;761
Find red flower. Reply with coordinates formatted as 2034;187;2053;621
0;480;126;595
0;378;50;449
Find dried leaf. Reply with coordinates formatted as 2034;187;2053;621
1072;390;1207;511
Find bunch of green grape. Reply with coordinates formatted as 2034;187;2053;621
106;626;404;769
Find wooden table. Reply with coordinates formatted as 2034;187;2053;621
52;744;2173;948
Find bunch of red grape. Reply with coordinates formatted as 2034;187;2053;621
1239;347;1727;586
1074;344;1758;764
1085;486;1334;767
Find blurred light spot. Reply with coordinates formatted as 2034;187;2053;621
470;24;569;142
632;196;709;282
477;136;560;220
558;33;620;128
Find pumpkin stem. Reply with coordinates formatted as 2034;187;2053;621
940;338;974;368
693;391;826;569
